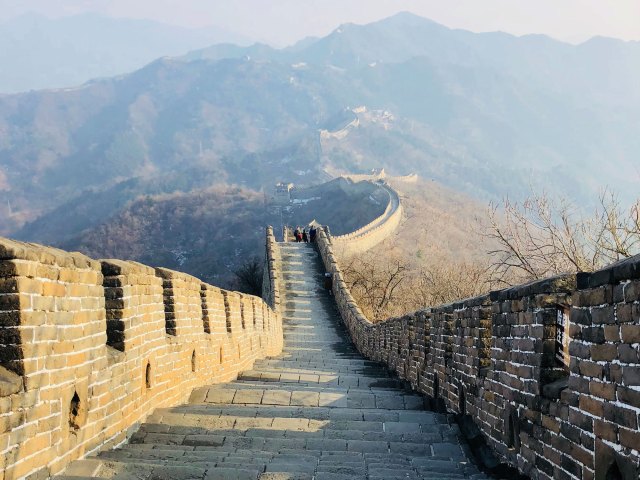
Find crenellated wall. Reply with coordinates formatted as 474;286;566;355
317;227;640;480
0;227;283;480
331;183;403;256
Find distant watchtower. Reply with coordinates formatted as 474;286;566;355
273;182;294;205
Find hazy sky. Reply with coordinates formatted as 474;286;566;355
1;0;639;46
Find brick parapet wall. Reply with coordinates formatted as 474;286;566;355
262;226;282;312
0;228;283;480
317;228;640;480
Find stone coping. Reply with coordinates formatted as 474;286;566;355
0;237;100;270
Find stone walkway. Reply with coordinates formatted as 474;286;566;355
56;243;490;480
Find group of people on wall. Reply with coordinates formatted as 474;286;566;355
293;226;317;243
291;225;331;293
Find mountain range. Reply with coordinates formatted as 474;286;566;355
0;13;252;93
1;12;638;282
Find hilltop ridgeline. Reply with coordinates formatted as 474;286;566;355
1;12;639;239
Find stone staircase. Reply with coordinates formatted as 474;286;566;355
55;243;491;480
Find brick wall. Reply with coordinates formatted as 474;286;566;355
317;228;640;480
331;183;403;256
0;227;283;480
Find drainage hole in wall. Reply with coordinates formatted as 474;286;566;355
69;391;81;431
145;361;152;389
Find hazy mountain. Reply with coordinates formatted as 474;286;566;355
184;12;640;109
183;43;279;62
0;13;253;93
2;12;639;246
301;12;640;107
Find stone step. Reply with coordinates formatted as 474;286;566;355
255;358;383;367
193;389;426;410
135;408;456;427
128;424;458;444
85;448;486;480
101;445;473;468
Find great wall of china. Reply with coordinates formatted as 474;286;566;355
330;183;402;257
1;179;639;479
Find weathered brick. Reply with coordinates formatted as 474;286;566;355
613;284;625;303
0;260;38;277
617;385;640;409
576;287;611;307
0;327;22;345
561;453;582;478
593;419;617;442
603;325;620;342
623;280;640;302
615;303;633;323
589;381;615;401
581;326;605;344
620;324;640;343
603;403;638;429
619;427;640;451
618;344;640;364
570;443;593;468
579;361;603;379
569;376;590;394
570;308;592;326
581;432;595;452
536;456;555;477
590;344;617;362
570;407;594;431
606;364;623;383
41;281;66;297
622;366;640;386
542;415;561;433
591;305;615;324
569;341;591;359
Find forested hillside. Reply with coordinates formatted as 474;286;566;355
63;179;387;287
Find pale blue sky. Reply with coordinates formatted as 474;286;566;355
1;0;639;46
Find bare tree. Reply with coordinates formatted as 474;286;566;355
341;252;410;321
588;191;640;262
232;257;264;296
340;190;640;322
341;249;494;320
412;260;492;306
485;190;640;285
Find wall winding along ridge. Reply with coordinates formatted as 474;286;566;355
0;228;283;480
331;183;403;256
317;228;640;480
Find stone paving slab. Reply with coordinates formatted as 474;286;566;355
261;390;293;405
